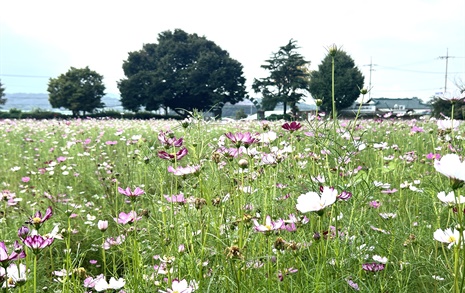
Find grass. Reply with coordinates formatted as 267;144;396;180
0;114;463;292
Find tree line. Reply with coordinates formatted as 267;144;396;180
0;29;403;118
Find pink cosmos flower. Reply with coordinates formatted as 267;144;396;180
56;156;67;162
168;165;200;176
252;215;285;233
26;206;53;229
118;186;145;197
410;125;424;133
369;201;381;208
426;153;441;160
102;235;125;250
224;132;259;148
0;241;26;266
277;267;298;281
164;193;186;204
346;279;360;291
282;121;302;132
21;177;30;183
97;220;109;232
115;211;141;225
158;147;188;161
23;235;54;253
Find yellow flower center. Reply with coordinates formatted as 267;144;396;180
448;236;457;243
265;224;272;230
32;217;42;224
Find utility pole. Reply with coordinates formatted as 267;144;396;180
364;57;377;100
438;48;455;94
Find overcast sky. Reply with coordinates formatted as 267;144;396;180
1;0;464;103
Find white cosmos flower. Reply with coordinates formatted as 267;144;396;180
437;119;460;131
260;131;277;143
434;154;465;183
372;255;388;264
94;276;125;292
437;191;465;204
296;187;337;213
433;228;464;249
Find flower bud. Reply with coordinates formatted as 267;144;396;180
97;220;108;232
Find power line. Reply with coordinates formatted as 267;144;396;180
0;74;51;79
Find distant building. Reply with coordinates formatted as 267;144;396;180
341;97;431;117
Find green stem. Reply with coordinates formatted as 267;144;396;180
33;254;37;293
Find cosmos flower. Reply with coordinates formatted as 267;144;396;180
158;148;188;161
97;220;108;232
224;132;259;148
434;228;464;249
440;90;465;102
115;211;141;225
3;263;27;288
26;206;53;229
437;191;465;204
94;276;125;292
0;241;26;267
164;193;186;204
158;130;184;148
159;279;197;293
168;165;200;176
437;119;460;131
282;121;302;132
434;154;465;189
22;235;54;253
118;186;145;197
362;263;385;272
102;235;125;250
252;215;285;233
296;187;338;213
84;274;125;292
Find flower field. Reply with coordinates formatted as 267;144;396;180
0;115;464;292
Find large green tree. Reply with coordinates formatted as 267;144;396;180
252;39;311;116
48;67;105;116
118;29;247;117
0;79;6;106
309;48;364;113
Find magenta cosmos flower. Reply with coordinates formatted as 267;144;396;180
23;235;54;253
26;206;53;229
282;121;302;132
362;262;385;272
224;132;259;148
158;130;184;148
158;148;188;161
252;215;285;233
118;186;145;197
0;241;26;266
